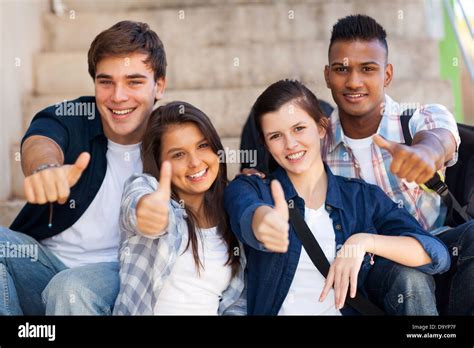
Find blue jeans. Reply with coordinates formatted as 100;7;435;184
43;262;119;315
365;258;438;315
435;220;474;315
0;226;119;315
364;220;474;315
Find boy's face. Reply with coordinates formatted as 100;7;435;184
95;52;165;144
324;39;392;120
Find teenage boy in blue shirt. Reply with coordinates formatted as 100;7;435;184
0;20;166;315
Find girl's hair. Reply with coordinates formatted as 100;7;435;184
251;79;329;173
141;101;240;277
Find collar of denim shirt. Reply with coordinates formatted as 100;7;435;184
269;162;344;210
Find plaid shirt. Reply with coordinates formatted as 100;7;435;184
322;95;461;233
113;174;247;315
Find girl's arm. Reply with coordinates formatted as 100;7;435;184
320;184;450;310
120;162;173;240
319;232;433;310
224;175;278;252
369;184;450;274
250;181;290;253
135;162;172;237
347;233;432;267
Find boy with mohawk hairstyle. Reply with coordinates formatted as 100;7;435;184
322;14;473;315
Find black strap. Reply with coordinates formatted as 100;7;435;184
288;205;385;316
400;111;472;224
443;189;473;224
400;112;414;146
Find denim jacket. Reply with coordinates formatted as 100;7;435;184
113;173;246;315
224;164;450;315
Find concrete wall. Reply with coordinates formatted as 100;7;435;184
0;0;49;199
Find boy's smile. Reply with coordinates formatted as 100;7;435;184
95;52;165;145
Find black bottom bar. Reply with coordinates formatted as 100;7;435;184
0;316;472;346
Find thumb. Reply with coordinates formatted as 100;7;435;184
373;134;396;154
67;152;90;186
271;180;289;221
155;161;172;200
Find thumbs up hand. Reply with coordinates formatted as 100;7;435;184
372;134;438;184
136;161;173;237
65;152;90;187
24;152;91;205
252;180;290;253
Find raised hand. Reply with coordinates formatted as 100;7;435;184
252;180;290;253
24;152;90;205
136;161;172;237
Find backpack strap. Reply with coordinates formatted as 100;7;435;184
400;110;414;145
400;110;472;224
289;205;385;316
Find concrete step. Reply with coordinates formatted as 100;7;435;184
61;0;273;12
220;137;241;180
35;39;440;94
0;200;24;227
48;0;429;52
34;53;92;95
10;143;23;199
24;78;454;138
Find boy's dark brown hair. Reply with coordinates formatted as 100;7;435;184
87;20;167;81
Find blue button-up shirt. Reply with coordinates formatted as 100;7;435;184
224;164;450;315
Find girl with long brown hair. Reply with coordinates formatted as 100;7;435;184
113;101;245;315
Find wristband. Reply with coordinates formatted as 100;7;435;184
33;163;61;174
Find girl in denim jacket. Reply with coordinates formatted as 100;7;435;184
224;80;450;315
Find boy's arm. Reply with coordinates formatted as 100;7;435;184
370;185;451;274
373;104;459;184
373;129;456;185
21;135;65;176
21;135;89;205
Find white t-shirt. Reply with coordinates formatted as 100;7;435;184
344;135;377;185
279;205;341;315
41;140;143;268
154;227;232;315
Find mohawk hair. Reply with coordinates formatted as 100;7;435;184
329;14;388;58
